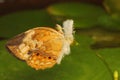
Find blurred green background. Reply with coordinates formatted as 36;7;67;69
0;0;120;80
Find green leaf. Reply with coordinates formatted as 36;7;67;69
103;0;120;31
97;48;120;77
0;10;54;38
98;14;120;30
0;35;112;80
47;2;106;28
104;0;120;14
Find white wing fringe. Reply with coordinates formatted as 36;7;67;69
57;19;74;64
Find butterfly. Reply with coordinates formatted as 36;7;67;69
6;20;74;70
